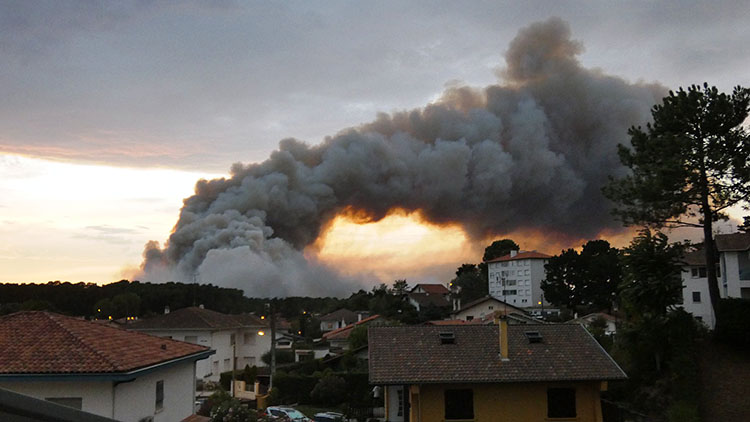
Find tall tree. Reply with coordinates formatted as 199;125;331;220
391;279;410;296
541;240;621;312
604;84;750;316
619;229;685;319
482;239;520;262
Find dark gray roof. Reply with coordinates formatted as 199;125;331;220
128;307;266;331
716;233;750;252
319;308;358;323
368;324;626;384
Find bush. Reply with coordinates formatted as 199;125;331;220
310;374;347;406
715;298;750;350
665;400;700;422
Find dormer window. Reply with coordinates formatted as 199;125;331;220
524;331;543;343
439;332;456;344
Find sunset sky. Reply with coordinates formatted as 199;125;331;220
2;1;749;292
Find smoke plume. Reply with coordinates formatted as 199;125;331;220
138;18;665;297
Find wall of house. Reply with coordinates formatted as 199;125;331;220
113;360;196;422
680;267;716;328
385;385;405;422
412;381;603;422
235;327;271;370
0;380;115;418
453;301;516;321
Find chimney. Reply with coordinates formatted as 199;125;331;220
498;316;509;361
510;250;518;258
358;313;363;322
164;305;170;314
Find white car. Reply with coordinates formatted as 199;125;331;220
265;406;312;421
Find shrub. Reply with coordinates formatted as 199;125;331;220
715;298;750;350
310;374;347;406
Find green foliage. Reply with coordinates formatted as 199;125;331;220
604;83;750;317
243;364;258;383
208;389;257;422
665;401;700;422
310;374;347;406
619;229;685;319
482;239;520;262
261;350;295;366
714;298;750;350
450;266;487;304
391;279;409;296
541;240;621;313
604;83;750;227
585;316;613;351
348;324;369;350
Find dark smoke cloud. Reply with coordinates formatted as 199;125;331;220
138;17;664;297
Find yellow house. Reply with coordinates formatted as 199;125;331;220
368;319;625;422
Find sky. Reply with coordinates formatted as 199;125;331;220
1;1;749;292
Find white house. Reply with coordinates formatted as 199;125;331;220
128;306;271;382
680;232;750;328
449;296;527;322
0;311;213;422
318;308;359;332
486;250;551;307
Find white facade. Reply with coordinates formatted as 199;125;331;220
487;253;549;308
0;360;197;422
143;328;271;382
451;297;521;321
681;244;750;328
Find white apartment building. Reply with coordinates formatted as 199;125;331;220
680;232;750;328
486;250;551;307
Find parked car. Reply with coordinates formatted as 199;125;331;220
266;406;312;421
313;411;345;422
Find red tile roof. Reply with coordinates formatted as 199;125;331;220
485;251;551;263
0;311;210;375
411;284;450;295
369;324;626;384
323;314;381;340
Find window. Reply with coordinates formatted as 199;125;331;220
45;397;82;410
692;291;701;303
244;356;256;366
212;360;219;375
547;388;576;418
184;335;198;344
223;358;231;371
230;333;236;345
445;389;474;420
691;267;707;278
488;306;494;310
155;380;164;412
466;316;474;321
244;332;256;345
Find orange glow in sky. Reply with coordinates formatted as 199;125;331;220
310;211;482;284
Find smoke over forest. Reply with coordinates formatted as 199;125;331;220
137;18;665;297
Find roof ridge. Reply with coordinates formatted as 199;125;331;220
46;313;122;372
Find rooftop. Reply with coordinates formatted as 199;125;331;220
715;232;750;252
127;306;266;331
485;250;551;263
411;284;450;295
0;311;211;375
369;324;625;384
323;314;381;341
318;308;359;323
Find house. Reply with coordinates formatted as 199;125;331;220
410;283;451;296
318;308;359;332
128;306;270;382
369;320;626;422
321;314;382;355
0;311;213;422
680;232;750;328
485;250;551;307
449;295;527;322
571;312;618;336
407;293;451;312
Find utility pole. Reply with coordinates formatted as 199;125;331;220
268;302;276;391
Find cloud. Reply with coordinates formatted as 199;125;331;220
136;18;665;297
